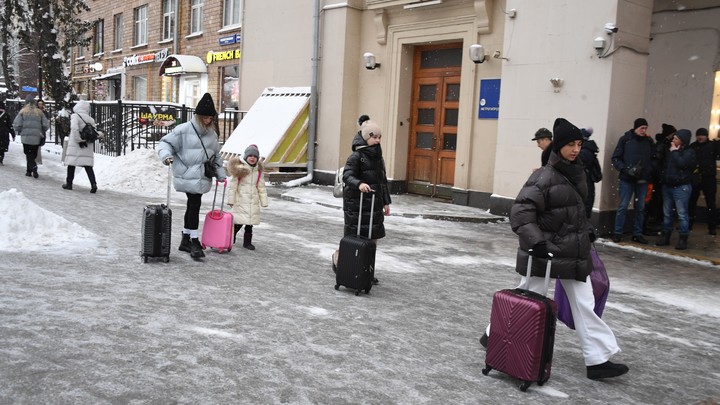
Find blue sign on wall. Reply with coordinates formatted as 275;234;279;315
21;86;38;93
478;79;501;119
219;35;237;46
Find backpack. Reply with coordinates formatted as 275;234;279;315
333;167;344;198
588;154;603;183
77;114;99;143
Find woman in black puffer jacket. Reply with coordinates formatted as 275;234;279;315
332;116;392;283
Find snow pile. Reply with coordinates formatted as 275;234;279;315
0;188;99;252
93;148;168;197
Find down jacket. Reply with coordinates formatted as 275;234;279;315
13;104;49;146
226;157;268;225
157;117;227;194
510;151;593;281
342;131;392;239
65;100;97;167
611;129;655;183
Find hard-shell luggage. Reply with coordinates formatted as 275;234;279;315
335;192;376;296
482;253;557;391
201;179;234;253
141;165;173;263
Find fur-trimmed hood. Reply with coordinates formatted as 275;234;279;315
227;156;265;178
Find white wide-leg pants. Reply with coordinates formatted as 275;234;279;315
486;275;620;366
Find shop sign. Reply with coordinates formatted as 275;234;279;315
124;48;169;67
138;106;179;127
219;35;236;46
478;79;501;119
206;49;241;64
74;62;103;75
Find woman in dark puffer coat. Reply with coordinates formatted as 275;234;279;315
482;118;629;381
332;116;392;284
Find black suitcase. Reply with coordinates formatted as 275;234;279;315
335;192;376;295
141;165;172;263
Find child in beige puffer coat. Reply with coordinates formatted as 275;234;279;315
227;144;268;250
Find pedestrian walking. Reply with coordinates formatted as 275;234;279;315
656;129;697;249
531;127;553;167
12;95;49;178
332;116;392;284
226;144;269;250
688;127;719;235
610;118;655;243
0;101;15;166
481;118;629;380
158;93;227;260
62;100;101;193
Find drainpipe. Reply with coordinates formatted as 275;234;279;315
286;0;320;187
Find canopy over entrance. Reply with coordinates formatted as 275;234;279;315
158;55;207;76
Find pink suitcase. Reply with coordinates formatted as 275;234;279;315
201;180;234;253
482;253;557;392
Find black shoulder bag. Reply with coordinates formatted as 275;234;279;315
192;123;218;179
77;114;99;143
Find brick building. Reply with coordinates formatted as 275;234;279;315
71;0;241;112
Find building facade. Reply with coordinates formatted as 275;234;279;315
71;0;242;113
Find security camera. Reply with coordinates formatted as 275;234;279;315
363;52;380;70
594;36;606;50
604;23;618;34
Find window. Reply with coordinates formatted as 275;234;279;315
134;5;148;46
114;14;123;50
94;19;104;54
77;44;85;58
134;76;148;101
162;0;175;41
223;0;242;27
190;0;204;34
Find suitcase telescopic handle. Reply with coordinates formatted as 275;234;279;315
524;250;553;296
211;179;228;219
357;191;376;239
166;163;172;207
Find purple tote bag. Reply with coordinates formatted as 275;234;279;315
554;248;610;330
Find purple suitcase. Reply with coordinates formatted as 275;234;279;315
482;254;557;392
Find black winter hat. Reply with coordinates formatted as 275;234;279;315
552;118;583;152
660;123;677;138
531;127;552;141
195;93;217;116
633;118;648;130
358;115;370;126
676;129;692;146
696;127;709;137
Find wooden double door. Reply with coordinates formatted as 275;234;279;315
406;44;462;198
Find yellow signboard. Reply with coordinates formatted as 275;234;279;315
206;50;241;64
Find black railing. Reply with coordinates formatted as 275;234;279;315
6;99;245;157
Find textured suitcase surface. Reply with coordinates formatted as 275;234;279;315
141;204;172;263
482;254;557;391
201;210;234;252
335;235;376;295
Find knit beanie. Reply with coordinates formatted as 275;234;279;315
676;129;692;146
581;127;594;140
633;118;648;130
195;93;217;116
531;128;552;141
243;144;260;160
360;120;382;141
696;127;709;137
552;118;584;152
660;123;677;138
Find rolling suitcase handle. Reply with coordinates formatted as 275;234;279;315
210;179;228;219
357;191;376;239
524;250;554;296
166;163;172;207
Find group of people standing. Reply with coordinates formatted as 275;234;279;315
611;118;716;250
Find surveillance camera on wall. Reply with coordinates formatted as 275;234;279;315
604;23;618;34
363;52;380;70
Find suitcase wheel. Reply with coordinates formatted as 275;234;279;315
163;256;169;263
201;243;206;249
218;248;224;253
334;285;340;290
519;381;531;392
481;366;491;376
227;246;232;252
355;290;360;296
364;287;371;294
142;255;148;263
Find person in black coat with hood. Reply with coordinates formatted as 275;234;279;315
688;128;719;235
578;127;602;218
332;115;392;284
0;101;15;165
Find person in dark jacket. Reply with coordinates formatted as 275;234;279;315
644;124;677;235
688;128;719;235
655;129;697;249
0;101;15;165
610;118;655;243
12;95;50;178
531;127;553;168
481;118;628;380
332;116;392;284
578;127;602;218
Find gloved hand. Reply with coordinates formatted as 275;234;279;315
163;157;173;166
529;242;550;258
79;141;88;148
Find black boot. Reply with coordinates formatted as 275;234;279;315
179;233;192;253
675;234;688;250
655;231;671;246
62;183;73;190
190;238;205;259
90;184;97;193
31;166;38;178
586;361;629;380
243;231;255;250
233;224;242;244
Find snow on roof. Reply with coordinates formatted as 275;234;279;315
221;87;310;161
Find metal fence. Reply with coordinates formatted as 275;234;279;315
6;99;245;157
